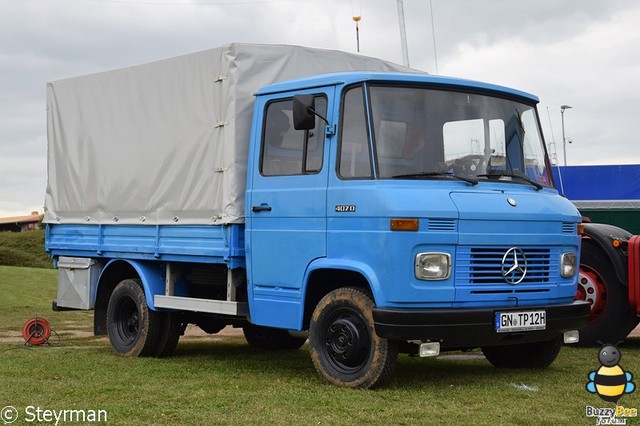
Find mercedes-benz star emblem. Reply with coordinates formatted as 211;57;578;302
501;247;527;285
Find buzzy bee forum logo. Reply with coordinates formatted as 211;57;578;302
585;344;638;425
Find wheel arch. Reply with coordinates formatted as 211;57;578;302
94;259;165;335
300;259;382;330
582;222;632;287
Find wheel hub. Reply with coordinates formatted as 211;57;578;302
577;267;607;320
115;297;140;345
325;315;369;372
127;312;139;332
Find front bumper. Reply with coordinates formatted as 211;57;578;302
373;300;590;349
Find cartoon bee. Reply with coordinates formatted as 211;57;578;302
586;344;636;403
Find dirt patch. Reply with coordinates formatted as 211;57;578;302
3;321;639;343
0;331;27;344
56;330;95;338
182;325;243;339
0;324;244;344
438;353;485;361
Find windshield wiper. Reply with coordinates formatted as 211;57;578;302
392;171;478;186
477;171;544;190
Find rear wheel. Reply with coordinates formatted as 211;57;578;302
107;279;161;357
154;312;186;357
243;324;307;350
309;287;397;389
576;240;639;346
482;336;562;369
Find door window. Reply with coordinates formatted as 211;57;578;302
260;97;327;176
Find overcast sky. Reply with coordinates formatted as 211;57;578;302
1;0;639;217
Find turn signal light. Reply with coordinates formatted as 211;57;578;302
390;218;419;231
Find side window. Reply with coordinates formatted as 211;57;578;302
260;96;327;176
338;86;373;179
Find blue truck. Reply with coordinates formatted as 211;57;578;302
45;43;590;388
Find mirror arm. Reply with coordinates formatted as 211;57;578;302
307;107;329;126
307;108;333;136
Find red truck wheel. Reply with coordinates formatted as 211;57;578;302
576;241;640;346
577;266;607;322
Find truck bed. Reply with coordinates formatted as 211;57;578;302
45;223;245;268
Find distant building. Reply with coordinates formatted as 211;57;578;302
0;211;44;232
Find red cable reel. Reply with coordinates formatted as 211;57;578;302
22;317;52;345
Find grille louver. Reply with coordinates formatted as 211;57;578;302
456;247;552;285
427;218;456;231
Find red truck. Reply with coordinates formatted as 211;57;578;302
578;222;640;345
555;165;640;344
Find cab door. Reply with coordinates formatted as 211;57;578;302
246;87;334;328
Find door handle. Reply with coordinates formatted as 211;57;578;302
252;204;272;213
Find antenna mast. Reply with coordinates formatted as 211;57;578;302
429;0;439;74
353;15;361;52
396;0;409;67
351;0;362;53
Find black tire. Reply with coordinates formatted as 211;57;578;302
309;287;398;389
482;336;562;369
243;324;307;350
106;279;161;357
154;312;185;357
577;241;640;346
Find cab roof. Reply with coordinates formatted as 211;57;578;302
256;71;539;103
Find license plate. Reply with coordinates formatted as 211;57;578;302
495;310;546;333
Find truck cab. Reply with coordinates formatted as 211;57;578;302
246;72;589;387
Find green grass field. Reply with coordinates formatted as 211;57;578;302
0;265;638;425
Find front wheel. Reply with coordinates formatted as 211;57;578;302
482;336;562;369
106;279;161;357
309;287;397;389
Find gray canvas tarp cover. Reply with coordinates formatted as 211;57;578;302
44;43;412;225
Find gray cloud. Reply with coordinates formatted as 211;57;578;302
1;0;639;215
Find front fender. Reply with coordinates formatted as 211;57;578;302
303;258;384;304
582;222;632;286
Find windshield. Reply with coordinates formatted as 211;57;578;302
344;84;552;187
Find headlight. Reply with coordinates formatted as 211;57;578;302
561;252;577;278
415;252;451;280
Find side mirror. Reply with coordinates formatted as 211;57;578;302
293;94;316;130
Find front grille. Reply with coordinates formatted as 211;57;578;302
456;247;552;285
